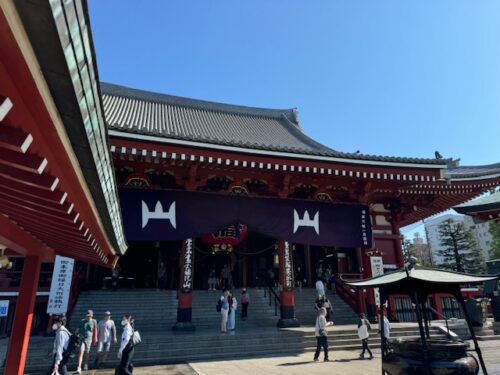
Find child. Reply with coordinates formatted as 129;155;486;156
357;313;373;359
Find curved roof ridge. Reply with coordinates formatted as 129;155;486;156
101;82;298;125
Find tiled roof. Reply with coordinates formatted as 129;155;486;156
454;190;500;213
101;83;445;165
445;162;500;179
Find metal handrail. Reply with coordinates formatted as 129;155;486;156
426;305;452;339
263;282;281;316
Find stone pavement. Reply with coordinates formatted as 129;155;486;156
83;340;500;375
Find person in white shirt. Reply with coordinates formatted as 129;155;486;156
314;307;333;362
357;313;373;360
116;314;134;374
94;311;117;369
378;311;391;355
48;316;70;375
315;278;325;297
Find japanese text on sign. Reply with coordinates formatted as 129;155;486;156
284;241;293;289
182;239;193;290
47;256;74;315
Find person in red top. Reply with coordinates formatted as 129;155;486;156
241;289;250;320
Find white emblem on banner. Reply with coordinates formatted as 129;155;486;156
293;209;319;234
142;201;176;229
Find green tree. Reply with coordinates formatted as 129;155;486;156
437;219;486;273
489;221;500;260
402;236;416;263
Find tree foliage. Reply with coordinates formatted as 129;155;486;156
489;221;500;260
437;219;485;273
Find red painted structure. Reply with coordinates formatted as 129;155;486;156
1;0;500;371
0;1;126;373
104;82;500;322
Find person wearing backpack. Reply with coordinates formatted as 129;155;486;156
357;313;374;360
47;316;70;375
75;310;98;373
241;289;249;320
116;314;134;374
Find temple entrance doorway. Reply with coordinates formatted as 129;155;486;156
194;231;276;289
117;240;182;289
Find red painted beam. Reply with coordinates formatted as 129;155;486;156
0;187;72;215
0;163;58;191
0;124;32;153
0;176;67;204
0;14;116;261
0;147;47;174
0;215;53;260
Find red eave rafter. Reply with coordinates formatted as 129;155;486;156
0;11;113;266
109;137;444;183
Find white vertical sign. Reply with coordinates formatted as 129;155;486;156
370;256;384;306
284;241;293;289
182;239;193;290
47;255;74;314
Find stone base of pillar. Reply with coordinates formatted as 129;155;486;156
172;292;195;331
172;321;196;331
278;305;300;327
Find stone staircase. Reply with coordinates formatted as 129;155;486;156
15;288;446;374
294;288;359;325
69;289;178;332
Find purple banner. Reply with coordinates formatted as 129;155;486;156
119;188;372;248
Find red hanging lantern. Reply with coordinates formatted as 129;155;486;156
201;224;248;248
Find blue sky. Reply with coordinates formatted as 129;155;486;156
88;1;500;238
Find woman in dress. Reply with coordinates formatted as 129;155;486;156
227;292;237;331
116;314;134;375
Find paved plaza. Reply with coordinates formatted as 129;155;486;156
71;341;500;375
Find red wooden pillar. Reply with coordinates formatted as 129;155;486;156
277;241;299;327
4;255;41;375
432;294;444;318
172;239;195;331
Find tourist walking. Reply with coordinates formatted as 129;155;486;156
94;311;117;369
221;265;230;290
379;311;391;355
295;266;304;291
111;266;120;291
227;291;237;331
241;288;249;320
116;314;134;375
75;310;97;373
157;261;167;290
47;316;70;375
323;266;332;289
357;313;373;360
208;266;216;290
314;307;333;362
315;278;325;297
330;273;337;293
220;290;229;333
316;263;323;280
